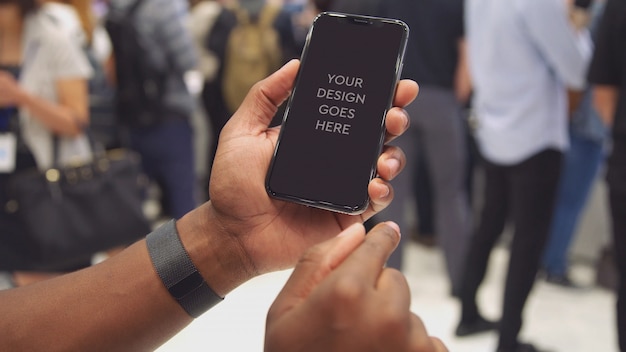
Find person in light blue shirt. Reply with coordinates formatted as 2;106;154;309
456;1;592;352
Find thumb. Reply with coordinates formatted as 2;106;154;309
228;59;300;133
268;223;366;316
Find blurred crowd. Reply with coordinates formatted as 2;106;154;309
0;0;625;351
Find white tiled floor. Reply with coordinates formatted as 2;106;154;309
156;242;619;352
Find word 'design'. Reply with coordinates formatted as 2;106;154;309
314;74;366;135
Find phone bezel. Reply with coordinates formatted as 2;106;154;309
265;12;410;214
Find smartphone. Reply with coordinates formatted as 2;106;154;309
265;12;409;214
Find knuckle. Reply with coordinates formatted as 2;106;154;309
251;81;279;115
330;276;366;304
411;337;438;352
386;268;409;287
370;224;400;249
377;307;407;336
430;337;448;352
300;244;327;264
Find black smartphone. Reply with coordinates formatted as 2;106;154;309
265;12;409;214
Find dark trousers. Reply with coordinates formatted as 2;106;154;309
459;149;563;350
129;117;197;219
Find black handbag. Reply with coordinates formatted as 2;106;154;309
5;139;151;270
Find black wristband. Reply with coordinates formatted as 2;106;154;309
146;220;223;318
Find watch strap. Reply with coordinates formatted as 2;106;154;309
146;220;223;318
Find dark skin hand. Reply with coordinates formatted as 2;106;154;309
266;222;448;352
205;59;419;279
0;59;419;351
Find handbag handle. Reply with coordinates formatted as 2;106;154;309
51;126;108;170
47;128;111;192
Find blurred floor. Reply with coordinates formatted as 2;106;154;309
155;241;619;352
0;90;617;351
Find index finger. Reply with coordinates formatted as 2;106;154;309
334;222;401;285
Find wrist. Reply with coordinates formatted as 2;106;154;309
13;87;29;107
146;220;223;317
175;202;257;297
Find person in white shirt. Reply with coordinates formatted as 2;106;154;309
0;0;93;283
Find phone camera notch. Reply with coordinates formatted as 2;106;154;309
352;18;374;25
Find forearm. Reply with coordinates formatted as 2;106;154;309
0;240;188;351
15;86;86;136
0;203;251;351
454;39;472;105
526;0;592;89
593;85;618;126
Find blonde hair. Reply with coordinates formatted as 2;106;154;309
54;0;96;44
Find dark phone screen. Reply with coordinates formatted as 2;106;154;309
266;13;408;213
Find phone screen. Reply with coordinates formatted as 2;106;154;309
266;13;409;214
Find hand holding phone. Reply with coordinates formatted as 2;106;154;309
266;12;410;214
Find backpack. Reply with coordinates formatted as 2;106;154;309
221;4;282;113
105;0;169;128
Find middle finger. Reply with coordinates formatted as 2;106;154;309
384;107;410;144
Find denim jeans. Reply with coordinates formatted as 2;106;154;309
541;130;605;276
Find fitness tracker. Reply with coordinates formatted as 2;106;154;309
146;220;223;318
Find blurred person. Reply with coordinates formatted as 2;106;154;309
42;0;119;149
312;0;331;11
0;59;446;352
588;0;626;349
291;0;327;46
106;0;199;219
411;153;437;247
40;0;90;45
188;0;224;191
281;0;306;13
201;0;299;189
541;0;608;288
329;0;381;16
457;0;592;351
0;0;93;284
188;0;222;86
47;0;133;255
374;1;472;298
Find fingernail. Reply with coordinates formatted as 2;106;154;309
402;109;410;128
387;158;400;177
379;184;390;199
385;221;401;239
